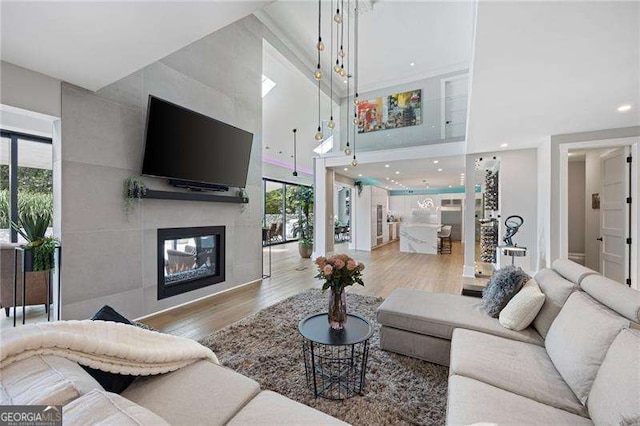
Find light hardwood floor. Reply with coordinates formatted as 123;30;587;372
141;240;486;341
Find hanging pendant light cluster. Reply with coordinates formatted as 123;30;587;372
314;0;360;165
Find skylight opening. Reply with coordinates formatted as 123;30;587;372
262;75;276;97
314;136;334;154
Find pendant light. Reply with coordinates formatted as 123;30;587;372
314;0;323;81
344;0;351;156
351;0;359;167
314;0;323;141
292;129;298;177
328;0;335;130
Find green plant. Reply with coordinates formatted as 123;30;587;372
11;210;58;271
122;176;147;219
290;186;314;247
0;190;53;229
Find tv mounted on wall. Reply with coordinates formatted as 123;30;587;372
142;96;253;189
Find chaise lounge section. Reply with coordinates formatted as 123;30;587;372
377;259;640;424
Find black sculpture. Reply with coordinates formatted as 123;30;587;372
503;215;524;246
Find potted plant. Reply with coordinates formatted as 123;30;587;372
122;176;147;219
314;254;365;329
11;210;58;272
290;186;314;258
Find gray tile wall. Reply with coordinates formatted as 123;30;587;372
59;17;264;319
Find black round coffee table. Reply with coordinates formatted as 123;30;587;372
299;313;374;400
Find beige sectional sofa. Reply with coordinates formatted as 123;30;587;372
1;348;346;425
377;259;640;425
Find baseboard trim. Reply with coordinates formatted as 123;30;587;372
134;278;263;322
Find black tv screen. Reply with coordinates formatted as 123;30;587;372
142;96;253;188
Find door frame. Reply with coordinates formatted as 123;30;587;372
559;137;639;288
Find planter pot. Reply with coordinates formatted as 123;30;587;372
298;243;313;258
18;247;53;273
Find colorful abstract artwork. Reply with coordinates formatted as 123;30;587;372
357;89;422;133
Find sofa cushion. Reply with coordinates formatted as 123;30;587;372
499;278;546;331
546;292;630;404
122;360;260;426
552;258;597;285
587;328;640;425
450;329;587;417
64;389;169;425
481;265;530;317
580;275;640;323
446;375;593;426
376;289;544;346
84;305;136;394
228;391;348;425
532;268;577;338
0;355;103;406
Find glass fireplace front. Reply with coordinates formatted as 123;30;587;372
157;226;225;299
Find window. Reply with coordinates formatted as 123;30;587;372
262;75;276;98
263;178;313;245
0;130;53;243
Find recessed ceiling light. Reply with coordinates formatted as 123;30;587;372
344;80;348;84
501;143;509;148
410;62;415;67
449;185;453;188
358;173;362;177
617;104;632;112
391;179;395;183
568;153;574;157
386;177;390;180
433;160;439;164
343;167;348;171
437;168;443;172
385;164;390;168
395;171;400;174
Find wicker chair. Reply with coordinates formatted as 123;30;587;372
0;242;50;317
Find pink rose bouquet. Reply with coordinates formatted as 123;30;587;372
314;254;365;293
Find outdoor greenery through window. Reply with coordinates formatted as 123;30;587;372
263;178;313;245
0;132;53;243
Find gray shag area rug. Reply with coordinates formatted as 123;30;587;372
200;288;448;425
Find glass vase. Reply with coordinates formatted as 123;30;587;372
328;289;347;330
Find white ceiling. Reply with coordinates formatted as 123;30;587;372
0;1;270;91
259;0;476;96
466;1;640;154
333;155;465;190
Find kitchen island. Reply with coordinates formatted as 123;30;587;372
399;223;441;254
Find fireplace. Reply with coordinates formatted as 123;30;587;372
157;226;225;300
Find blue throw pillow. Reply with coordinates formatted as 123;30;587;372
482;266;530;318
82;305;136;393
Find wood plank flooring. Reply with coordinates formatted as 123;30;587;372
141;241;486;341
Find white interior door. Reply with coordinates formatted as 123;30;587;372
441;75;468;139
599;147;630;283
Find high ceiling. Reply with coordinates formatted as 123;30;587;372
333;155;465;190
0;1;269;91
258;0;476;96
466;1;640;154
263;41;339;173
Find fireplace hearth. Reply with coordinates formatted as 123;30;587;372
157;226;225;300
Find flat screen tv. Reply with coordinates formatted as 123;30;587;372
142;96;253;188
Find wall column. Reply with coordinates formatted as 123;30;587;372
463;154;476;277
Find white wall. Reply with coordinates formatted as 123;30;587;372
1;61;61;118
567;160;586;254
338;70;468;153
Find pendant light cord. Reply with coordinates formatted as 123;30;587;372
330;0;333;119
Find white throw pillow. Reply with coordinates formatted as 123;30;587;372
499;279;545;331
